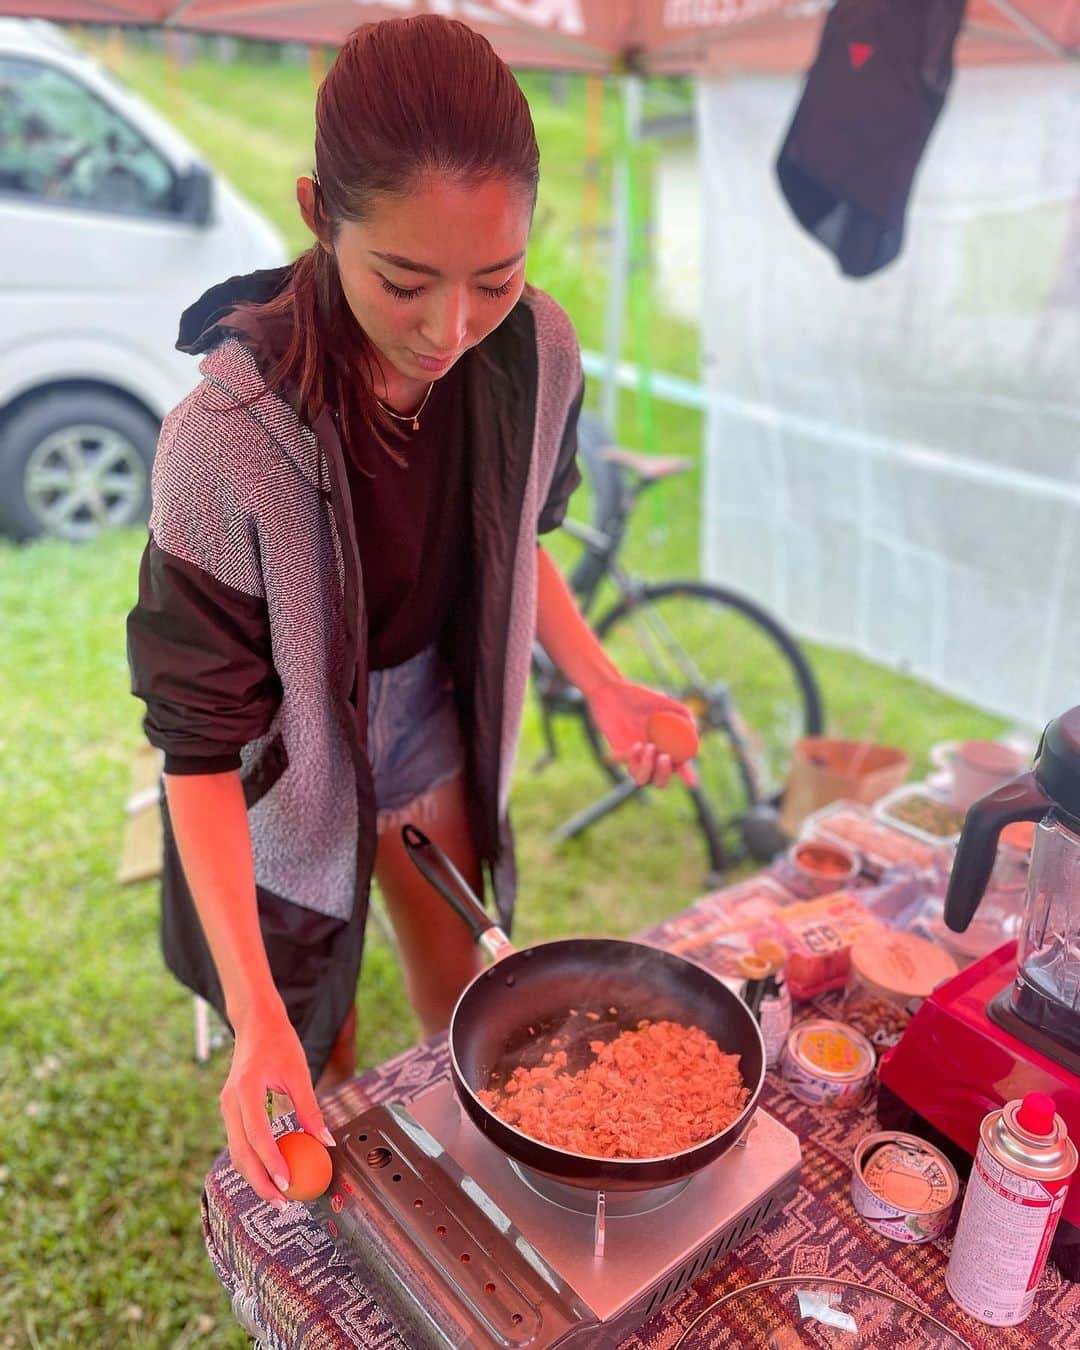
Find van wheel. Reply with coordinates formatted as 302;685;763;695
0;390;158;542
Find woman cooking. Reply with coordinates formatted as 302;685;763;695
126;15;696;1211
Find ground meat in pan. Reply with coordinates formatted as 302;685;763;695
476;1019;749;1159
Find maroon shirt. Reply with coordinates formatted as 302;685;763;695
344;364;468;670
224;302;468;673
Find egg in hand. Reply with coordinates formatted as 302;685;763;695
276;1130;333;1201
646;710;699;764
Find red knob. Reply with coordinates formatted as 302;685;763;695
1016;1091;1057;1137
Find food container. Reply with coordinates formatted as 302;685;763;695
785;839;861;895
931;739;1028;811
851;1131;959;1244
845;929;958;1045
802;801;937;876
773;891;880;1001
780;1019;875;1108
874;784;965;846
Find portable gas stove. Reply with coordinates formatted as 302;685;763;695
308;1078;801;1349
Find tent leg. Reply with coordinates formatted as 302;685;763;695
602;73;643;434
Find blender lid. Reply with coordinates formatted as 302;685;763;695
1036;705;1080;826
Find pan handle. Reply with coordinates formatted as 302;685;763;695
401;825;514;962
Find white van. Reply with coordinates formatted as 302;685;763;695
0;21;287;541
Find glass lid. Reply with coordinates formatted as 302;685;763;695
673;1276;972;1348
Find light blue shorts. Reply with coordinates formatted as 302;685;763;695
367;645;465;834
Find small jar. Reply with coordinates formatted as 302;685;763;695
787;839;861;895
844;931;958;1049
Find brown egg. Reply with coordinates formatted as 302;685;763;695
646;711;699;763
277;1131;333;1201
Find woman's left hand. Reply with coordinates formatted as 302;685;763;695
587;678;699;789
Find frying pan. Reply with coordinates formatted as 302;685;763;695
402;825;765;1192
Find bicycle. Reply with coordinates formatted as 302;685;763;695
532;413;825;882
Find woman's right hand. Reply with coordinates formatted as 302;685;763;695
220;1001;336;1209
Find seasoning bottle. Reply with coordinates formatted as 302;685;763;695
740;948;791;1069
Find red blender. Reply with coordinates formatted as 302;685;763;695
878;705;1080;1279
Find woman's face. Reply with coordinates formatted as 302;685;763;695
322;174;532;392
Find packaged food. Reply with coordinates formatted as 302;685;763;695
851;1131;958;1243
803;801;937;876
773;891;881;1001
781;1019;875;1108
658;875;791;978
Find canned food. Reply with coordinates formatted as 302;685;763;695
780;1019;875;1108
851;1131;958;1243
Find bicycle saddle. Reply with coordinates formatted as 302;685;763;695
601;447;693;480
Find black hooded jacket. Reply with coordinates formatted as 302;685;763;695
126;267;583;1075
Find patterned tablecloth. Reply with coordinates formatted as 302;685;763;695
202;872;1080;1350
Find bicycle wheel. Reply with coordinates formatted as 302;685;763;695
591;580;824;841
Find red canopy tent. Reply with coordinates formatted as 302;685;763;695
2;1;1076;69
5;0;1073;427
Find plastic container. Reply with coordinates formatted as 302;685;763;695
874;784;965;846
802;800;938;876
931;739;1028;811
922;824;1031;967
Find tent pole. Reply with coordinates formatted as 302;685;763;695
582;72;604;267
983;0;1075;59
602;71;643;435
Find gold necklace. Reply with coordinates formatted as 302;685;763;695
376;381;434;432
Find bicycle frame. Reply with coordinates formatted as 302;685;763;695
561;466;661;617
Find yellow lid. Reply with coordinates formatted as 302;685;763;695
792;1019;873;1081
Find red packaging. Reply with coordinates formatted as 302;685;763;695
773;891;882;1001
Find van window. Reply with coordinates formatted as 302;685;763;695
0;55;176;216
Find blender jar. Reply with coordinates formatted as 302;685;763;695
1012;811;1080;1051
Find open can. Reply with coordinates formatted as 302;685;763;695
851;1131;958;1244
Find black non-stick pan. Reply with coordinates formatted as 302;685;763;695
402;825;765;1192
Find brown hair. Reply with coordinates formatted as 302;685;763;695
238;16;539;457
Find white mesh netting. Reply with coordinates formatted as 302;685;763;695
696;66;1080;727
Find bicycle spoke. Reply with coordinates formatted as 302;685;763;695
624;598;708;692
596;583;822;862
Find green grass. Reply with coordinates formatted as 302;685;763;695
1;39;1009;1348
